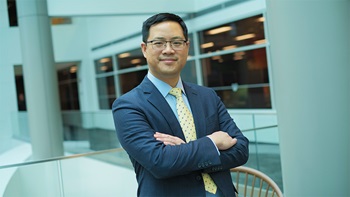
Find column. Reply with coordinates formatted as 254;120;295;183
266;0;350;196
17;0;64;159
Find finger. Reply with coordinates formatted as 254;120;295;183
154;134;168;140
155;132;171;138
154;132;163;137
232;138;237;145
155;137;168;142
161;138;177;145
163;141;175;146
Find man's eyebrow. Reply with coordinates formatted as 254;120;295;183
151;37;165;40
151;36;185;40
171;36;185;40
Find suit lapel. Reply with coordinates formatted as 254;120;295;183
183;82;207;139
141;77;185;140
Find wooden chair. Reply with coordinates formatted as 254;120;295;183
230;166;283;197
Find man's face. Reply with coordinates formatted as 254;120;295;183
141;21;189;84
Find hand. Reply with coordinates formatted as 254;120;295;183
154;132;186;146
208;131;237;150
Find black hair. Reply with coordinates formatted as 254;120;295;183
142;13;188;42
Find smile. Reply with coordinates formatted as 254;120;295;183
160;58;177;61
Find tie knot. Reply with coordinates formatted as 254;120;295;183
169;87;182;98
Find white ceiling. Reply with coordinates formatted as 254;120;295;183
46;0;232;17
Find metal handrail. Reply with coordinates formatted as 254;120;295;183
0;147;124;170
240;125;277;132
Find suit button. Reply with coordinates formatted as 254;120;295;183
196;175;202;181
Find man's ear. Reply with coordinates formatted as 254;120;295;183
141;42;147;58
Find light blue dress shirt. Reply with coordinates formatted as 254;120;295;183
147;72;191;118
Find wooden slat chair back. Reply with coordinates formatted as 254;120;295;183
230;166;283;197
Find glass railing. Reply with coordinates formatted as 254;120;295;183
246;125;283;191
0;125;282;196
0;148;136;197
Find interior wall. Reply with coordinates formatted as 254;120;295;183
86;15;146;49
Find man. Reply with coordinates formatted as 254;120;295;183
112;13;249;197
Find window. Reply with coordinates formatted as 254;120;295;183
94;56;116;109
117;49;147;70
199;15;265;54
198;14;270;109
188;34;195;56
94;14;271;110
7;0;18;27
14;64;81;111
57;65;80;110
14;66;26;111
181;60;197;84
201;48;270;108
95;56;113;74
96;76;116;109
119;71;147;94
117;49;148;94
95;49;149;109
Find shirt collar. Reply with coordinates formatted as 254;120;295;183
147;71;186;97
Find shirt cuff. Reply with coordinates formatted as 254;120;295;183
207;136;220;155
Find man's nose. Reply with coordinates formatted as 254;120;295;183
162;42;175;53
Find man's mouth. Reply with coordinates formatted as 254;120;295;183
160;58;177;61
160;58;177;63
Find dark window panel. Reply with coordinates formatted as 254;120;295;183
119;70;147;94
94;56;113;74
201;48;270;108
15;75;27;111
14;65;80;111
7;0;18;27
215;87;271;109
117;49;147;70
97;76;116;109
57;65;80;110
202;48;268;87
188;34;195;56
199;15;265;53
181;60;197;84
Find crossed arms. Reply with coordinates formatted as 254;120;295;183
112;91;249;179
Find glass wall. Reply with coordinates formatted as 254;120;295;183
94;14;270;110
94;57;116;109
117;49;148;94
201;48;270;108
95;50;148;109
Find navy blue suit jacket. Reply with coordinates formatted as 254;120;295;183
112;76;249;197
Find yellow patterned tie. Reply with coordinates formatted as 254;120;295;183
169;88;217;194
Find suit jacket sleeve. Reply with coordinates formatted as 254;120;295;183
185;83;249;173
203;88;249;173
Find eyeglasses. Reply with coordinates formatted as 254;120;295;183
146;40;188;51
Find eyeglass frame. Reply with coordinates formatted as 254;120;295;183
146;39;188;51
